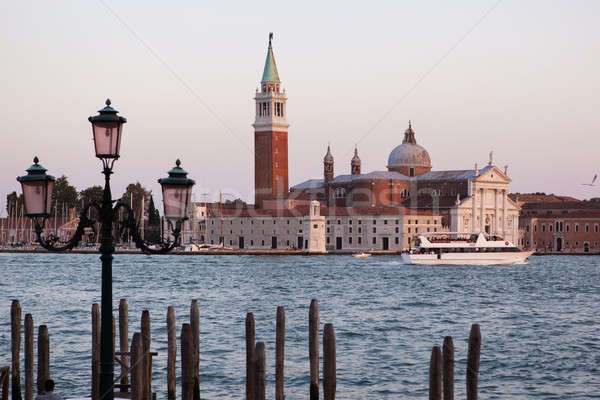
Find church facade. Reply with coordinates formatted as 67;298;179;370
197;34;520;251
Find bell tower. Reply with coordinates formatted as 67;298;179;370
253;33;289;207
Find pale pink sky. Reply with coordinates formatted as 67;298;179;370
1;1;599;212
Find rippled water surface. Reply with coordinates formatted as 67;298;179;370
0;254;599;399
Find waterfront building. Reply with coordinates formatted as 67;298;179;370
515;196;600;253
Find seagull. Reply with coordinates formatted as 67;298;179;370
582;174;597;186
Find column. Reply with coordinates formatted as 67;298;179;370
494;189;499;235
502;189;507;238
480;188;485;233
471;183;477;232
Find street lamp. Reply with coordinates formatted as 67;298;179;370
17;99;195;400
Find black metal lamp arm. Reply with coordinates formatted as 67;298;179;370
113;202;182;254
33;202;101;252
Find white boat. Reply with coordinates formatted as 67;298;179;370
401;232;534;265
353;252;372;258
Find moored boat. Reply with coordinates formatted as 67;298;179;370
401;232;534;265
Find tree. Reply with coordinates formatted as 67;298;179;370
121;183;151;222
145;195;161;242
53;175;78;219
79;185;104;220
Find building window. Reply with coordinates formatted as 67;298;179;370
358;220;362;225
575;224;579;232
262;240;265;246
427;220;430;224
585;224;590;232
542;224;546;232
326;237;330;244
313;224;318;229
372;237;376;244
251;240;254;246
373;220;377;225
349;227;353;233
326;228;330;233
337;220;341;225
373;227;376;233
415;227;419;233
407;220;411;224
534;225;537;232
415;220;419;224
349;220;353;225
408;227;411;233
549;224;552;232
395;219;399;224
410;168;414;177
358;227;362;233
395;237;399;244
596;224;599;233
526;225;530;232
384;220;388;225
349;237;352;244
395;227;399;233
358;237;362;244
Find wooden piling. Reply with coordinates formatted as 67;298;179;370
254;342;266;400
429;346;442;400
181;323;193;400
442;336;454;400
36;325;49;396
190;299;200;398
141;310;151;400
119;299;129;392
275;306;285;400
24;314;33;400
323;323;336;400
245;313;255;400
1;367;9;400
91;304;100;400
130;332;143;400
309;299;319;400
11;300;21;400
166;307;176;400
466;324;481;400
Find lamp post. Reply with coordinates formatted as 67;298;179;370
17;99;195;400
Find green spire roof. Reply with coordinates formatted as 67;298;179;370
261;33;280;83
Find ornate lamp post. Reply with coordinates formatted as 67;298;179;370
17;99;195;400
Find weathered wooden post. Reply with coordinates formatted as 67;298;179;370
254;342;266;400
309;299;319;400
442;336;454;400
119;299;129;393
429;346;442;400
245;313;255;400
24;314;33;400
141;310;151;400
36;325;49;395
91;304;100;400
11;300;21;400
1;367;9;400
181;323;193;400
130;332;143;400
167;307;176;400
323;323;336;400
190;299;200;399
276;306;285;400
466;324;481;400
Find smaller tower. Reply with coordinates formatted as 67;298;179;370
351;147;361;175
323;145;334;205
303;200;326;253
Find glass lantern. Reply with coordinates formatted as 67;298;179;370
16;157;56;218
88;99;127;159
158;159;195;221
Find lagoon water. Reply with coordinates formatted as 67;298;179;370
0;253;598;399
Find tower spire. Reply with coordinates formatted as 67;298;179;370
261;33;280;83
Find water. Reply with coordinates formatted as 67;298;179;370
0;253;598;399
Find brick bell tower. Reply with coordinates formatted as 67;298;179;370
253;33;289;207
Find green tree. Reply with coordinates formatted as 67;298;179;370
121;182;151;222
145;195;161;242
79;185;104;220
53;175;78;219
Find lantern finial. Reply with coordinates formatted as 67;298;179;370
33;156;39;164
106;98;111;106
176;159;181;168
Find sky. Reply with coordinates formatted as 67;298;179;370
1;0;599;213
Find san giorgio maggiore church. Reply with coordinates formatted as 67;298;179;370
199;35;520;252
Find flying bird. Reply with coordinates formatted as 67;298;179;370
582;174;597;186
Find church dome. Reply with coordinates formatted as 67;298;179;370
387;122;432;170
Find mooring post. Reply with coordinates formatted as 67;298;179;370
309;299;319;400
254;342;266;400
119;298;129;393
167;306;176;400
190;299;200;399
24;314;33;400
91;304;100;400
36;325;49;396
442;336;454;400
130;332;143;400
11;300;21;400
323;323;336;400
1;367;9;400
429;346;442;400
181;323;193;400
141;310;151;400
466;324;481;400
245;313;256;400
276;306;285;400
